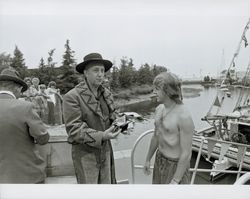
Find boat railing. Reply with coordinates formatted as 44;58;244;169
131;129;250;184
131;129;155;184
191;135;249;184
234;172;250;184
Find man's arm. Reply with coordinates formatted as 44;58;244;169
144;105;162;175
143;133;158;175
26;105;49;145
146;133;158;162
171;113;194;184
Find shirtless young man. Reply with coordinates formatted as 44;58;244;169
144;72;195;184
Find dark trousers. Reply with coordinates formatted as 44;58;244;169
47;101;55;125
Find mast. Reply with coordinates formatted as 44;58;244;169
224;18;250;85
207;50;225;117
206;18;250;118
234;56;250;111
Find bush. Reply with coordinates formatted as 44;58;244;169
115;91;131;100
131;85;153;95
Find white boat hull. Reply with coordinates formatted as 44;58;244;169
192;128;250;170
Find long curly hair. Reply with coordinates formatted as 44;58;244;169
153;72;183;104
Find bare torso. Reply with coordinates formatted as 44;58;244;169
155;104;190;159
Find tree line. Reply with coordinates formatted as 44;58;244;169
0;39;167;94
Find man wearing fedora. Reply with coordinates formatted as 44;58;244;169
63;53;121;184
0;67;49;183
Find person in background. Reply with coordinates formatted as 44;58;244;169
22;77;38;101
31;77;40;92
46;81;63;125
0;68;49;183
143;71;194;184
63;52;121;184
29;77;47;119
38;84;50;124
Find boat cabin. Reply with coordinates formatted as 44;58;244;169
229;121;250;144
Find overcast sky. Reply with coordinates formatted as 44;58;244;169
0;0;250;78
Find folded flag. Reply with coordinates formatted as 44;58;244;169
236;146;246;167
207;139;217;160
219;143;231;162
213;96;221;107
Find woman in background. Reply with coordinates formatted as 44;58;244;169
46;81;63;125
38;84;50;124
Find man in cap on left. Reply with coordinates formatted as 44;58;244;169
0;67;50;183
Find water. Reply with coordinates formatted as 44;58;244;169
113;84;217;152
112;84;246;184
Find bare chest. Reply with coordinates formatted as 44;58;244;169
155;105;179;135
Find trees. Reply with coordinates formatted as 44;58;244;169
38;57;46;68
118;57;137;88
204;75;210;82
10;46;27;78
0;52;12;72
152;64;168;77
36;57;49;84
110;64;120;90
47;49;56;68
110;59;167;90
137;63;153;85
35;49;57;85
2;41;170;93
62;39;75;67
57;39;78;94
46;49;57;83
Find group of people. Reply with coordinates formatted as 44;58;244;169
21;77;63;125
0;52;194;184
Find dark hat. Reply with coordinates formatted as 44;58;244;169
0;68;28;92
76;53;112;74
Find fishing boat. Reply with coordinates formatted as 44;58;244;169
192;18;250;178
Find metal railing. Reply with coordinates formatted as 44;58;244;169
234;172;250;184
131;129;154;184
191;135;249;184
131;129;250;184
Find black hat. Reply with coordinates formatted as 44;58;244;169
76;53;112;74
0;68;28;92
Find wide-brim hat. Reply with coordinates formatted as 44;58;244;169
0;68;28;92
76;53;113;74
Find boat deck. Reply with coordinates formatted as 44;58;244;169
41;125;250;184
44;151;247;184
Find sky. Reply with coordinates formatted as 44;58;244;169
0;0;250;78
